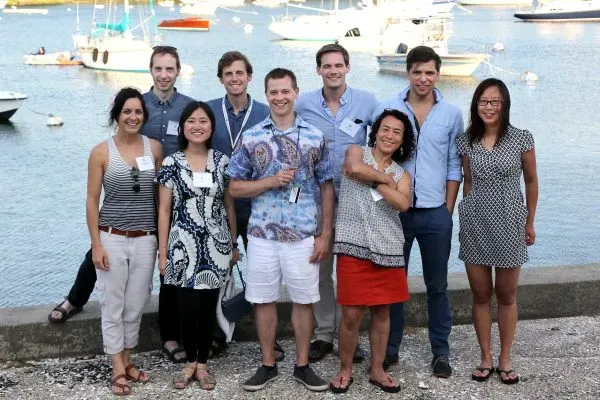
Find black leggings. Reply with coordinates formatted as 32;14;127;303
177;287;220;364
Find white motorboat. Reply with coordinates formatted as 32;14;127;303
254;0;289;8
514;0;600;21
0;91;27;121
2;7;49;14
158;0;174;7
0;0;7;9
23;51;82;65
73;0;159;72
180;1;218;15
459;0;530;5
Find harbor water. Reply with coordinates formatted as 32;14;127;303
0;3;599;307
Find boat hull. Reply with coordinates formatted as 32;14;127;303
514;9;600;21
377;53;488;76
0;92;27;121
459;0;530;5
158;17;210;30
74;35;153;73
23;51;82;65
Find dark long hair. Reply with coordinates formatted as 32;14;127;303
368;109;415;163
178;101;216;151
108;87;148;127
466;78;511;147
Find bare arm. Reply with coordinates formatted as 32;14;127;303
157;184;172;274
343;145;394;186
522;148;538;245
310;180;335;263
461;155;472;198
376;171;412;212
224;187;240;265
150;139;164;169
446;180;460;214
229;170;294;198
86;143;109;270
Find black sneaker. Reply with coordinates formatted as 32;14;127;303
242;365;279;391
353;345;366;363
432;355;453;378
383;354;399;371
293;364;329;392
308;340;333;363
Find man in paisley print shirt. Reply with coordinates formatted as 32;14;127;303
228;68;335;392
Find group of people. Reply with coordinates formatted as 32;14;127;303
46;43;538;396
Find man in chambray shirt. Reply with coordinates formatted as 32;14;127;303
372;46;463;378
295;44;377;364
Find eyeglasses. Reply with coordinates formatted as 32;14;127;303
131;167;140;193
477;99;503;107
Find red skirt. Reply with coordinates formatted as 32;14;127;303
336;255;409;306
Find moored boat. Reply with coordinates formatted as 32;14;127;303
23;51;82;66
514;0;600;21
2;7;49;14
0;91;27;121
459;0;530;5
158;17;210;30
377;53;489;76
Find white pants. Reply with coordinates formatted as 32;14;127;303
245;236;320;305
96;231;156;355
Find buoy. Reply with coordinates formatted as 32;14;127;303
521;71;538;82
243;23;253;34
67;7;72;11
231;16;241;23
47;114;64;126
491;42;504;52
169;6;174;11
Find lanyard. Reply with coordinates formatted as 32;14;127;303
222;96;253;149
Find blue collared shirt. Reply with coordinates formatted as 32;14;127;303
296;86;377;194
227;115;333;242
142;88;195;157
207;95;270;221
373;86;463;208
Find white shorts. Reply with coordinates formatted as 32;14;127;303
245;236;320;305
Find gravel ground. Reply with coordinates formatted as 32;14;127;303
1;315;599;399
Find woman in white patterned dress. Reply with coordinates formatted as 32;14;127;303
156;101;239;390
457;78;538;385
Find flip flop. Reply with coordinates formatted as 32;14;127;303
471;366;494;382
196;369;216;391
163;345;186;363
172;370;195;390
496;368;519;385
47;302;82;323
369;378;401;393
329;376;353;394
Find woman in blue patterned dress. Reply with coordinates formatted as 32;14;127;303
156;101;239;390
457;78;538;385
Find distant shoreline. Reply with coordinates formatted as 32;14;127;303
6;0;157;6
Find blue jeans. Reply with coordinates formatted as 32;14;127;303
387;205;453;358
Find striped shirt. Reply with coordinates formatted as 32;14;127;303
99;135;157;231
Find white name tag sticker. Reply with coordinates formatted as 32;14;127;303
166;120;179;136
370;188;384;202
135;156;154;171
288;185;301;203
339;118;360;138
193;172;213;188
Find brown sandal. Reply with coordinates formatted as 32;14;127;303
111;374;131;396
124;364;149;383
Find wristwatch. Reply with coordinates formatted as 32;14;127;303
371;181;380;189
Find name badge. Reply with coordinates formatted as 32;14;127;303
166;121;179;136
135;156;154;171
339;118;360;138
193;172;213;188
288;185;301;204
370;188;384;202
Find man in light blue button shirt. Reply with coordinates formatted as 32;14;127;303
372;46;463;378
296;44;377;364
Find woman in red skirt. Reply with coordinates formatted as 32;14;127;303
330;109;415;394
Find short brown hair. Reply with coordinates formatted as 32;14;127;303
264;68;297;92
406;46;441;72
316;43;349;67
150;45;181;70
217;51;253;78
